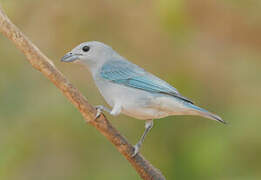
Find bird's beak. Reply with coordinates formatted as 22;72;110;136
61;52;80;62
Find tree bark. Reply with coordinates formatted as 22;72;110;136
0;5;165;180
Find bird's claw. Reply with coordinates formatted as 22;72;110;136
94;105;112;120
132;143;141;157
95;105;103;119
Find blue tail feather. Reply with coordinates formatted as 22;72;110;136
185;103;225;124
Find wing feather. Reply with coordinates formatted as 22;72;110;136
100;60;193;104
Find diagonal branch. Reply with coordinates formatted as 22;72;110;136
0;6;165;180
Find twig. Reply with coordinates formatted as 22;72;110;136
0;5;166;180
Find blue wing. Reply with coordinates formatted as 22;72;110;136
100;59;193;104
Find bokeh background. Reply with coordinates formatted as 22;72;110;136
0;0;260;179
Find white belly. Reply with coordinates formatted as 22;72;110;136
94;77;187;120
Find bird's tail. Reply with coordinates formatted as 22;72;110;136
185;103;226;124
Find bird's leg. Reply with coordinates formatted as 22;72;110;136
95;103;122;119
109;103;122;116
132;119;154;157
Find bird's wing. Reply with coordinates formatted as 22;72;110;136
100;60;193;104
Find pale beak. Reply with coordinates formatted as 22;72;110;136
61;52;80;62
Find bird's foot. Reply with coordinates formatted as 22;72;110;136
95;105;103;119
95;105;111;119
132;142;141;157
131;120;154;157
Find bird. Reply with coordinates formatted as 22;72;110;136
61;41;225;156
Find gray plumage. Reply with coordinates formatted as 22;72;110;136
61;41;225;156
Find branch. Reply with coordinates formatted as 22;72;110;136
0;6;165;180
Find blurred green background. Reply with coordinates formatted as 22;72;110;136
0;0;260;179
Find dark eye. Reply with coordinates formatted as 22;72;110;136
82;46;90;52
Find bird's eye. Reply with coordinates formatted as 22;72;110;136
82;46;90;52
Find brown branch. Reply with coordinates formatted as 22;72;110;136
0;5;165;180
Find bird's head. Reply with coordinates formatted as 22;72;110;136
61;41;115;67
